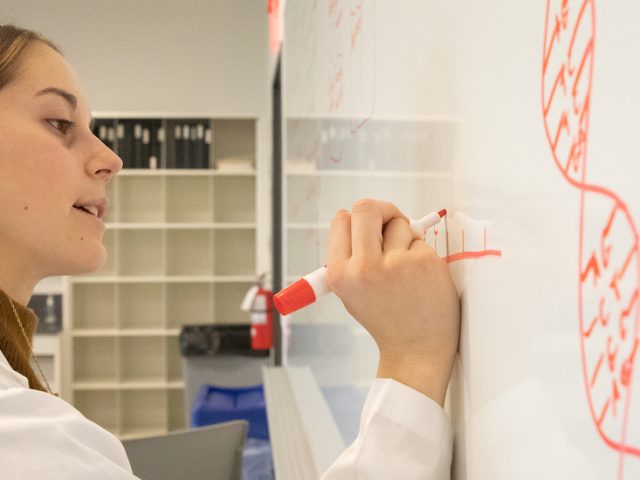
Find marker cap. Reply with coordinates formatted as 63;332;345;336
273;278;317;315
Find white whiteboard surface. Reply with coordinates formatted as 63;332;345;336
283;1;640;478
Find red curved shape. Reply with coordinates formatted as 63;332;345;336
541;1;640;477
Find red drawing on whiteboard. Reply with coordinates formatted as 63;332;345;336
329;53;344;112
326;0;376;164
541;1;640;478
350;0;364;48
425;218;502;264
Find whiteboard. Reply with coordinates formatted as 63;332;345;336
282;1;640;478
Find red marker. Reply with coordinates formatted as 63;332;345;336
273;209;447;315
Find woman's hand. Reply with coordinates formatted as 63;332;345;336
326;199;460;406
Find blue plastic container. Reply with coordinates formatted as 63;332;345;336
191;384;269;440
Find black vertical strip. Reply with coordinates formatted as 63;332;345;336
272;55;283;366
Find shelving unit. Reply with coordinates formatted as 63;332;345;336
64;116;261;440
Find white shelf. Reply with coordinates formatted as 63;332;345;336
67;115;261;440
106;222;256;230
93;111;259;120
73;381;185;391
287;223;331;230
72;276;256;284
72;329;181;337
117;169;255;177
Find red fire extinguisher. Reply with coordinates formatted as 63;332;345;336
241;276;273;351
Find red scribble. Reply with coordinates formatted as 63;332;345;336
444;250;503;264
541;1;640;477
351;0;364;48
592;353;604;387
428;216;502;264
325;0;375;163
328;0;343;28
329;53;344;112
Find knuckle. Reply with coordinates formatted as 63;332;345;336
351;198;377;214
331;209;351;223
384;217;410;234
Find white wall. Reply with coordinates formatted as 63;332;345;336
1;0;269;115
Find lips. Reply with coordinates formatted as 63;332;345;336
73;198;108;220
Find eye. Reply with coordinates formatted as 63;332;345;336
47;119;75;136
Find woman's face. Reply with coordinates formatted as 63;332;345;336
0;44;122;281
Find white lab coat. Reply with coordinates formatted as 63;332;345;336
0;351;452;479
322;378;452;479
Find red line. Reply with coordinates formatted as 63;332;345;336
619;244;638;282
543;63;567;116
444;214;450;258
590;353;604;387
584;314;600;338
542;9;561;75
584;297;607;338
444;249;502;264
597;398;610;427
619;289;639;341
580;253;600;284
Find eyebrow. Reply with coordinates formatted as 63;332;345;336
36;87;77;110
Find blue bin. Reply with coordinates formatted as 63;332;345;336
191;384;269;440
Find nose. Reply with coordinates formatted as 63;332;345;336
86;135;123;182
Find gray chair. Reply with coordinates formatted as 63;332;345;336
122;420;248;480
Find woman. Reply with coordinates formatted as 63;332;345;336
0;24;460;478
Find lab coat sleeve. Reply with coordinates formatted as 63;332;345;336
321;378;452;480
0;386;138;479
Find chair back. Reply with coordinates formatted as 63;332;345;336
122;420;248;480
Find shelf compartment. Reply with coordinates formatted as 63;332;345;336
166;230;213;276
119;336;167;383
73;337;117;383
213;176;256;223
211;119;255;171
118;230;165;276
166;176;213;223
213;229;256;276
120;389;168;437
213;282;253;324
168;389;185;431
166;337;183;383
72;284;117;330
118;283;165;330
104;180;119;223
166;283;211;328
74;390;119;435
117;176;166;223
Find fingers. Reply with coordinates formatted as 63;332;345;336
382;217;415;251
327;209;352;268
351;199;408;257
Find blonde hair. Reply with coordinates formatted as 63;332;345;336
0;24;62;90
